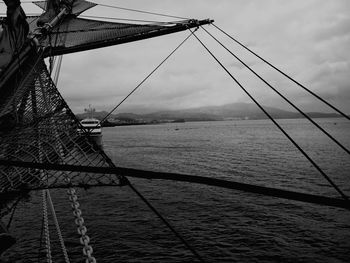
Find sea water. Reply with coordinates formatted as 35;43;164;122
4;118;350;262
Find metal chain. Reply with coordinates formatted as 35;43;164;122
42;190;52;263
67;188;96;263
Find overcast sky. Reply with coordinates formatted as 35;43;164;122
3;0;350;114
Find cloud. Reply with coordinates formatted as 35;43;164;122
16;0;349;114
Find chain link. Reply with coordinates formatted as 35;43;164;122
67;188;96;263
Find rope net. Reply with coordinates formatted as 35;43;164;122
27;16;193;56
0;56;123;199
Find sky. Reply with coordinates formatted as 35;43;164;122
2;0;350;114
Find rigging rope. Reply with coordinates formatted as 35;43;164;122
80;15;186;25
48;25;163;34
127;181;206;262
53;55;63;86
94;2;189;20
5;195;22;229
190;29;349;201
42;190;53;263
38;213;45;263
201;26;350;156
46;190;71;263
212;23;350;121
48;15;66;76
98;29;197;126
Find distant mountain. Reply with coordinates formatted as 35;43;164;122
133;103;340;121
175;102;297;120
76;103;340;122
141;110;220;122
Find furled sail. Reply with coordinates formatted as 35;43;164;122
38;17;212;57
33;0;97;16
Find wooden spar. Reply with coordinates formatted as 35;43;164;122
43;19;214;57
0;159;349;210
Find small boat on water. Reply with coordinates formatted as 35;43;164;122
78;118;102;148
77;105;103;147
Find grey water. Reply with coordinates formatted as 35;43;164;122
4;118;350;262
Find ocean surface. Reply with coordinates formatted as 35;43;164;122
4;118;350;262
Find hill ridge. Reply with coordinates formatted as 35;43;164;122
76;102;339;121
